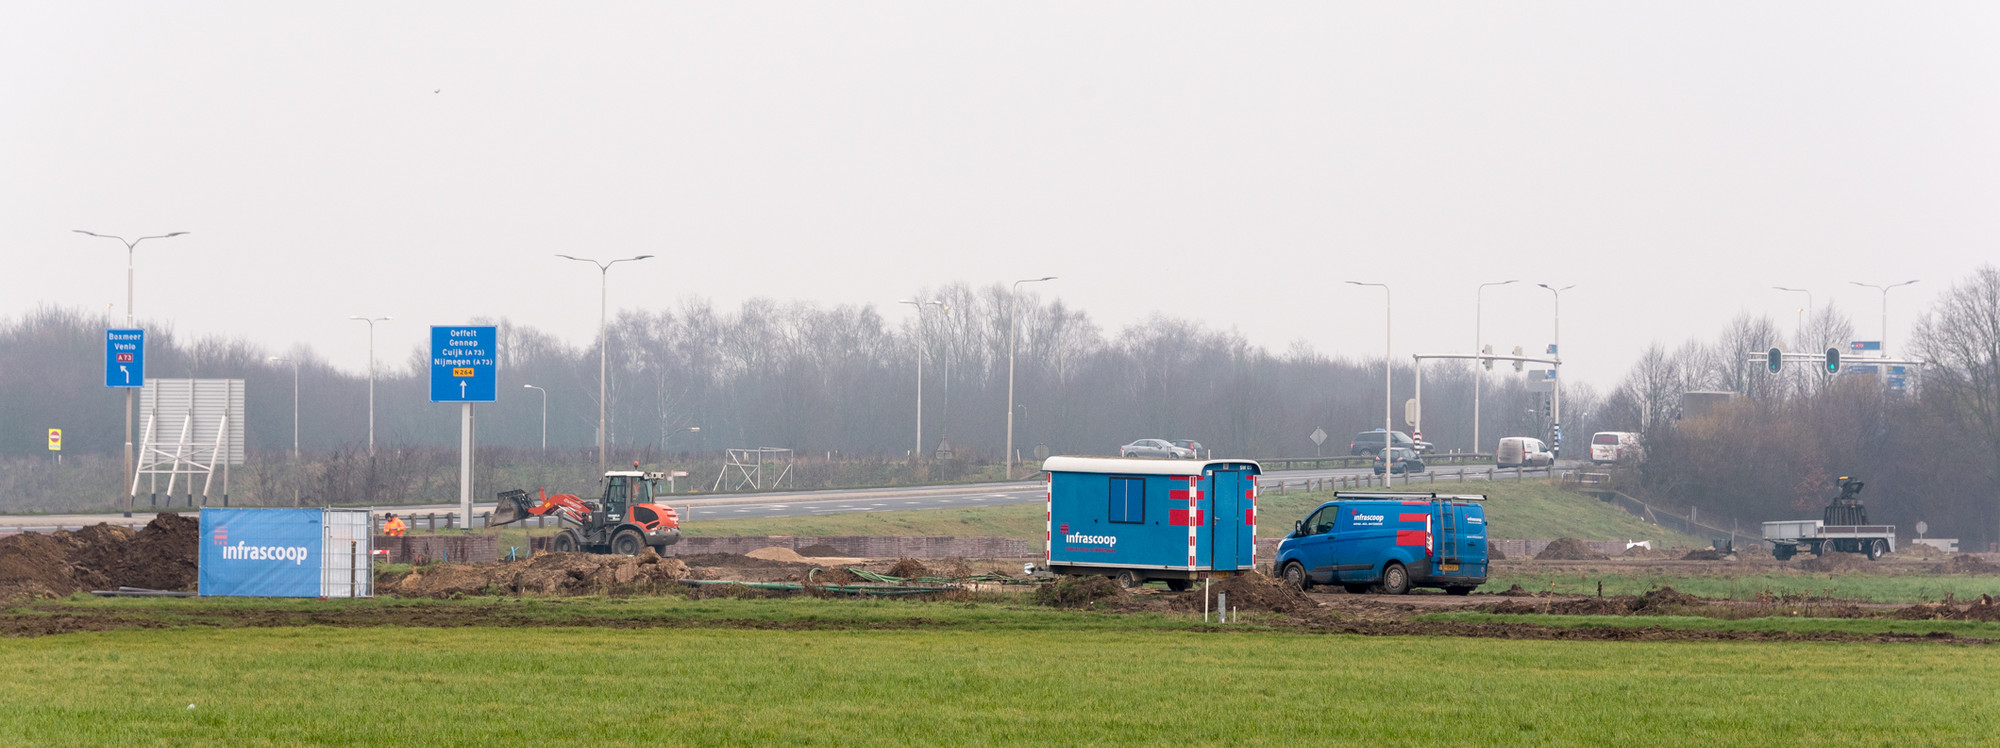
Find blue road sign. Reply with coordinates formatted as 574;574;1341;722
430;326;497;402
1850;340;1881;352
105;328;145;388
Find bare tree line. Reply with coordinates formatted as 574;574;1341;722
1602;265;2000;547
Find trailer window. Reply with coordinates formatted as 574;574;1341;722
1109;477;1145;524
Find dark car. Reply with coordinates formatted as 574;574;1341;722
1349;430;1434;456
1372;447;1426;475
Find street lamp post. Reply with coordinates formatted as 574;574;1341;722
1849;280;1919;356
1005;276;1057;479
269;357;301;506
348;316;392;457
898;299;946;459
558;254;654;474
74;229;188;517
1346;281;1393;487
1772;286;1814;343
1537;284;1575;458
523;384;547;453
1473;280;1517;455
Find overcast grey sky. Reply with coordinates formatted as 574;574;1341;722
6;3;1995;388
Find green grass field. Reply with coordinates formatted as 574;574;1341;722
1422;611;2000;638
685;479;1707;548
1488;568;2000;604
5;616;1998;746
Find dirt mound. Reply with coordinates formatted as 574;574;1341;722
1487;544;1506;560
1933;555;2000;575
797;544;841;557
1621;545;1669;559
1481;586;1707;617
886;557;929;579
745;546;811;564
1033;575;1124;609
1799;553;1868;573
1680;548;1731;561
1894;543;1948;559
386;551;691;597
118;512;199;591
0;513;198;600
673;553;812;570
1170;572;1318;616
1497;584;1533;597
806;567;860;585
1535;538;1608;561
1894;595;2000;622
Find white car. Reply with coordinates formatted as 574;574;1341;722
1119;439;1194;459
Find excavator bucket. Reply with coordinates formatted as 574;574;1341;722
490;489;534;527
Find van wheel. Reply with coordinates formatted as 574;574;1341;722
1114;569;1143;589
1281;562;1309;591
1375;563;1410;595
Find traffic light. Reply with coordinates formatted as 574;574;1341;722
1825;347;1841;374
1539;396;1552;419
1766;347;1783;373
1512;346;1525;372
1482;344;1494;370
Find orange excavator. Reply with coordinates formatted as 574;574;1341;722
490;467;683;555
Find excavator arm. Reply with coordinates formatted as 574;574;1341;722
490;488;593;527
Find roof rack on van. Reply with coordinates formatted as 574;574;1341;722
1331;491;1487;502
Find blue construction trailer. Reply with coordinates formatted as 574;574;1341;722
1041;455;1261;589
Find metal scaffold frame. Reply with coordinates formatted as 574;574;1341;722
134;379;245;506
713;447;795;492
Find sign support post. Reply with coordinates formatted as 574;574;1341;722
431;326;498;532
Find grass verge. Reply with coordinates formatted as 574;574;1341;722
1488;569;2000;604
4;622;1998;745
1422;611;2000;638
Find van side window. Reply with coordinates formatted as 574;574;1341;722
1306;506;1338;535
1108;477;1144;524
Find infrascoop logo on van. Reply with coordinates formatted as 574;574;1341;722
1065;533;1117;547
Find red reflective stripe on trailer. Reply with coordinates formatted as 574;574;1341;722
1169;509;1206;526
1396;530;1429;546
1169;489;1206;501
1398;513;1429;523
1246;508;1256;524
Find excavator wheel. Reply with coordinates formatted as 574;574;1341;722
611;529;645;557
551;529;581;553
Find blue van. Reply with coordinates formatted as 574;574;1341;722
1274;492;1488;595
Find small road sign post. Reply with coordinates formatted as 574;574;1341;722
105;329;145;388
1309;427;1327;457
432;326;498;526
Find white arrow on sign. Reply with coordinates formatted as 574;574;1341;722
120;365;130;384
460;380;468;397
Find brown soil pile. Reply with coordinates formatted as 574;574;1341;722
1497;584;1533;597
1169;572;1319;616
0;513;199;599
1680;549;1732;561
806;567;860;585
744;546;811;564
1482;586;1705;617
886;557;929;578
1033;575;1125;609
797;544;840;557
1487;544;1506;560
1894;543;1948;559
386;550;690;597
674;553;812;570
1799;553;1868;573
1622;545;1669;559
1535;538;1608;561
1895;595;2000;621
1933;555;2000;575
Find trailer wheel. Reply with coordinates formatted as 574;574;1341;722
1819;540;1839;556
1281;562;1309;592
1375;563;1410;595
1867;539;1888;560
1774;546;1795;561
1114;569;1143;589
551;529;581;553
610;529;645;557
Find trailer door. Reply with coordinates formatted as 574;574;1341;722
1208;470;1243;571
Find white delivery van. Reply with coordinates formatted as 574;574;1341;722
1495;437;1554;468
1590;432;1643;464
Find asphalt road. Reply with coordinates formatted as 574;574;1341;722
0;461;1564;534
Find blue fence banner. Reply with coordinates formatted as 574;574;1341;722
200;508;324;597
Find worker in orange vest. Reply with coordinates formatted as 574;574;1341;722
382;513;407;537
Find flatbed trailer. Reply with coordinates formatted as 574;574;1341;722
1761;477;1895;561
